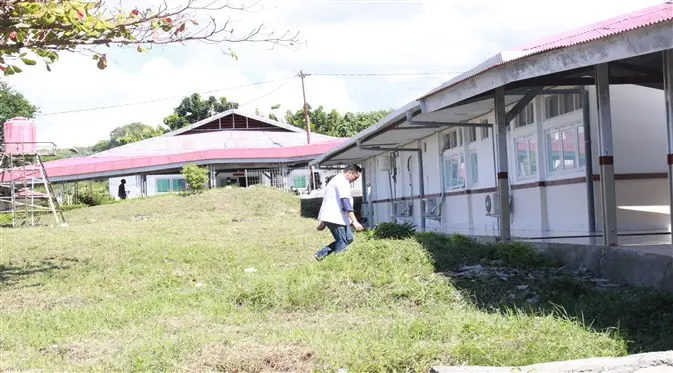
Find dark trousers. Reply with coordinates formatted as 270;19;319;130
314;222;354;260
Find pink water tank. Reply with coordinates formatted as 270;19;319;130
3;117;36;155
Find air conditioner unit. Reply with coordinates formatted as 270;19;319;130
422;197;442;219
485;193;513;216
394;200;413;217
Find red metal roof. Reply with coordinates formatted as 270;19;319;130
420;1;673;99
1;139;346;181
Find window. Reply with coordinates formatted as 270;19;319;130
157;179;170;193
480;119;489;139
156;177;185;193
470;152;479;184
546;124;585;173
467;126;477;143
514;102;535;128
293;175;307;188
445;130;460;149
172;178;186;192
545;93;582;119
578;126;586;167
443;153;465;190
515;137;537;178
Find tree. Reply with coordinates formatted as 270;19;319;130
0;1;300;75
163;93;238;130
0;80;38;141
284;104;394;138
181;163;208;194
92;122;166;152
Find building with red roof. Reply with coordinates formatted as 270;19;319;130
311;1;673;246
6;109;350;199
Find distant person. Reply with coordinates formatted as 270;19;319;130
313;164;363;261
118;179;127;200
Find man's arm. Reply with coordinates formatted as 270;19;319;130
340;197;363;231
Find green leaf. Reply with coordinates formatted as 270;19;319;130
21;58;37;66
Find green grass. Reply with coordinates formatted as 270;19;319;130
0;186;670;372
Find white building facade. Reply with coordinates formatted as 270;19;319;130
353;84;668;238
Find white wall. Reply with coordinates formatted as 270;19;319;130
365;84;670;238
108;175;141;200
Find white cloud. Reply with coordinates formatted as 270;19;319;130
2;0;665;147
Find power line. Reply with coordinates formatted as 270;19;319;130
311;72;462;77
238;77;295;107
35;76;295;117
34;71;463;117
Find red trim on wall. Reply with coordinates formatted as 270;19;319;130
369;172;667;204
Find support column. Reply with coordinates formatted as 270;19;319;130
494;86;511;241
208;165;216;189
595;63;618;246
140;174;148;197
663;50;673;239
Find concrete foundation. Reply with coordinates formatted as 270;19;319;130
470;235;673;294
431;351;673;373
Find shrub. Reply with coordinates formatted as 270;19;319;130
181;164;209;194
74;190;115;206
371;221;416;240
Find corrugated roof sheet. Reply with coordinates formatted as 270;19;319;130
1;139;346;180
420;1;673;99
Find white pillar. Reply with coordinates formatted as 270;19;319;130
494;86;511;241
663;50;673;240
595;63;618;246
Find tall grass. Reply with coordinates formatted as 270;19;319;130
1;187;664;372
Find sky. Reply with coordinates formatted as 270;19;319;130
3;0;666;147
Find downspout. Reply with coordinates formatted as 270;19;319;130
361;165;369;227
582;88;597;233
437;132;452;214
357;140;425;231
490;126;500;231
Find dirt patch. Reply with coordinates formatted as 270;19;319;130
38;338;120;365
185;343;316;373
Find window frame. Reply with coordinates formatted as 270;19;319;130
480;119;489;140
545;122;586;175
469;151;479;185
514;102;535;128
156;177;186;193
544;93;583;120
514;134;537;180
442;151;465;191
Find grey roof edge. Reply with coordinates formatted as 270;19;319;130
48;155;320;182
164;109;306;137
309;101;421;166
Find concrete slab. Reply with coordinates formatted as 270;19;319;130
431;351;673;373
471;235;673;294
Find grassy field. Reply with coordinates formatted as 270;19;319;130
1;187;671;372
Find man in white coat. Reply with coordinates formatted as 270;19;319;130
313;164;363;261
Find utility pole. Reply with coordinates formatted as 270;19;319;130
299;69;312;145
299;69;314;192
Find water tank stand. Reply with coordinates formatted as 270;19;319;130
0;153;65;228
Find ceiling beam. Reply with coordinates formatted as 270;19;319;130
505;87;543;123
610;61;663;78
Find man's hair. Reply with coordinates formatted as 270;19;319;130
121;179;126;183
343;164;361;174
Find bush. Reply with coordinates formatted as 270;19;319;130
370;221;416;240
74;190;116;206
181;164;209;194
